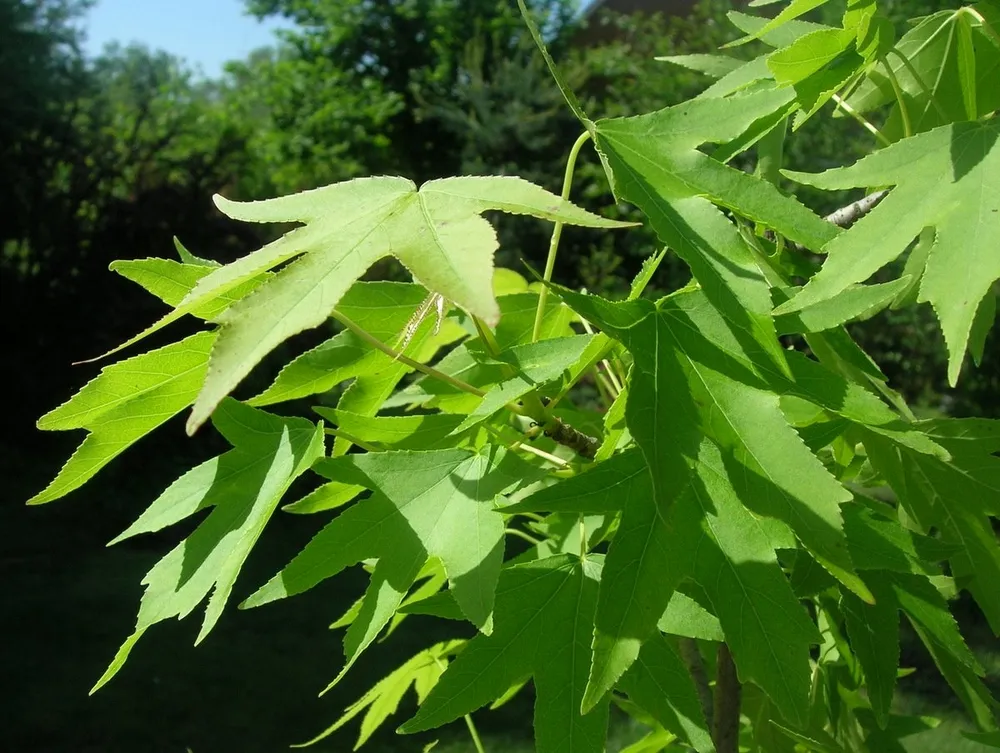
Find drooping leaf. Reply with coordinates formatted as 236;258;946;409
617;634;715;753
561;287;869;600
30;331;215;505
842;501;958;576
92;399;324;691
840;575;899;728
296;640;460;749
554;287;855;724
595;87;837;253
864;430;1000;633
400;555;610;753
781;119;1000;384
244;446;541;684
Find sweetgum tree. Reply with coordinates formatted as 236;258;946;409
29;1;1000;751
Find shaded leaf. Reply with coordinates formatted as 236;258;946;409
400;555;610;753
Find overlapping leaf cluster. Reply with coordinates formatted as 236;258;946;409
30;1;1000;752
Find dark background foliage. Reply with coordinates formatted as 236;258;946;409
2;1;995;751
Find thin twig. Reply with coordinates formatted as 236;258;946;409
713;644;742;753
332;310;485;397
824;189;888;228
678;638;714;731
832;93;891;147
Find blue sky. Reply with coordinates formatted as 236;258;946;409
83;0;291;78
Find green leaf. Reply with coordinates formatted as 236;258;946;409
846;10;1000;140
781;119;1000;385
281;480;364;515
295;640;460;748
102;177;628;434
316;409;472;450
889;572;998;729
890;572;983;675
774;278;911;334
400;555;610;753
655;53;743;78
728;0;831;46
658;591;725;642
596;88;838;253
594;87;837;381
248;281;465;406
864;430;1000;632
244;446;539;683
556;288;860;724
767;28;856;86
111;257;265;320
727;9;830;49
92;400;323;691
963;730;1000;748
173;236;216;267
454;335;593;432
840;575;899;728
561;288;869;602
502;448;646;515
617;634;715;753
842;502;957;576
30;331;215;505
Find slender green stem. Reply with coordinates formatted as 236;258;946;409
755;116;787;185
531;130;593;343
889;48;948;122
332;310;485;397
578;515;587;560
464;714;487;753
505;527;543;546
832;93;891;147
473;315;550;419
965;7;1000;50
594;367;615;406
513;440;570;467
518;512;546;523
882;57;912;138
323;426;380;453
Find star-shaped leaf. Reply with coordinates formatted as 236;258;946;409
243;446;541;685
780;119;1000;384
92;399;324;691
400;555;610;753
94;176;631;435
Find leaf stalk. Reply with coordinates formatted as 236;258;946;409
531;130;593;343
